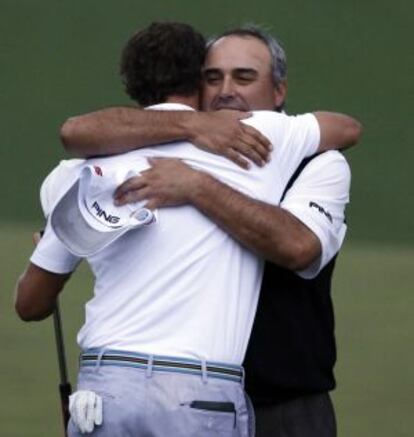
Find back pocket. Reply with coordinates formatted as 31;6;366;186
183;400;236;433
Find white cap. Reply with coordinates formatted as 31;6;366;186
50;163;155;257
40;159;85;218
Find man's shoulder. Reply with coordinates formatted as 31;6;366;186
249;110;314;121
297;151;351;185
245;110;316;132
242;111;319;153
308;150;350;170
249;110;287;123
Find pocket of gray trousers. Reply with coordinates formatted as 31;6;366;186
181;400;236;432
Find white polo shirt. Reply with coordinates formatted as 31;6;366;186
32;103;321;365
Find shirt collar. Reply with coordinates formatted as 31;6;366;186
146;103;195;111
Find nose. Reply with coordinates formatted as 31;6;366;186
219;76;236;97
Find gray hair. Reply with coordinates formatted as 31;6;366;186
206;24;287;90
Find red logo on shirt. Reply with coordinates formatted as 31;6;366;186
94;166;103;176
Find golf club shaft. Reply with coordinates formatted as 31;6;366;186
53;302;69;384
53;301;72;434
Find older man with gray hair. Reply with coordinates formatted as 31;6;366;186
21;23;358;436
62;26;350;435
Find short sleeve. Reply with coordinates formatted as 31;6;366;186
280;151;351;279
30;220;81;274
287;112;321;157
244;112;321;189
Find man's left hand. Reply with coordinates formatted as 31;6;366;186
114;158;204;210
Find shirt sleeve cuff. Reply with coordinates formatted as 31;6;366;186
285;204;347;279
30;248;80;274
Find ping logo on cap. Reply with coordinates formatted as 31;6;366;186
91;201;120;224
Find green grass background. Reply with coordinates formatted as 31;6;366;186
1;0;413;435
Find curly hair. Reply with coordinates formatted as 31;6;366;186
120;22;206;106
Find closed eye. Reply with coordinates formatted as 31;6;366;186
234;69;257;83
203;69;222;84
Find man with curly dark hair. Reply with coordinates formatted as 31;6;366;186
16;22;360;437
120;22;206;107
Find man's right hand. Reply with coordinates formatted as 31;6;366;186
186;110;272;169
114;158;202;209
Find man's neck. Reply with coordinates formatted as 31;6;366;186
165;94;199;110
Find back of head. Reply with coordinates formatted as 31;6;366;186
120;22;206;106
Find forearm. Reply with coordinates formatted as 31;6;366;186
61;107;195;157
314;111;363;151
189;173;321;269
15;264;71;321
113;159;322;269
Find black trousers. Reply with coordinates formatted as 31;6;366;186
254;392;336;437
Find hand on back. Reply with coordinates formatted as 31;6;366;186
189;110;272;169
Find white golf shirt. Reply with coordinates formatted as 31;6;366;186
32;103;323;365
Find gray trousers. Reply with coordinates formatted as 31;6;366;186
68;364;254;437
254;392;336;437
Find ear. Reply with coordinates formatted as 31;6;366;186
273;80;287;109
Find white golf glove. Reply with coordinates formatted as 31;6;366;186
69;390;103;434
